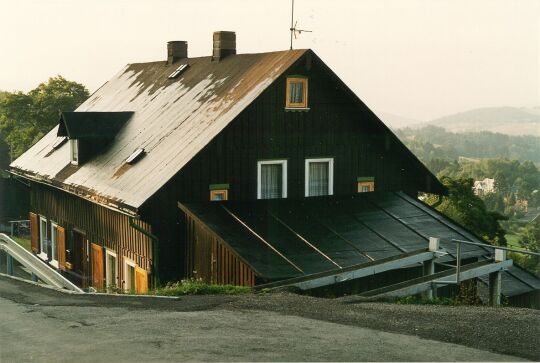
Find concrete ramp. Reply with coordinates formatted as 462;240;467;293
0;233;83;293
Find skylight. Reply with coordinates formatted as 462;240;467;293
52;136;67;149
126;148;145;164
168;64;189;79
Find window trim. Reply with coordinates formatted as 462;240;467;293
305;158;334;197
257;159;288;199
38;216;48;260
70;139;79;165
210;189;229;201
49;221;59;267
123;258;137;293
105;249;118;288
357;181;375;193
285;76;308;109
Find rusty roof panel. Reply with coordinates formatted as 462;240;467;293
10;50;307;211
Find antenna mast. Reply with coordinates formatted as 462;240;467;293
289;0;312;50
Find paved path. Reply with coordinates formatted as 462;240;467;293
0;276;536;362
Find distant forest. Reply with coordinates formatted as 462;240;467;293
395;126;540;163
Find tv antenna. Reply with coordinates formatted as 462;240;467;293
289;0;312;50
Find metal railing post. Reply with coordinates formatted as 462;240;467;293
6;254;14;276
455;241;461;284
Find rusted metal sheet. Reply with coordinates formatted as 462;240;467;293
10;50;308;214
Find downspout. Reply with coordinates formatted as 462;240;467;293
129;217;160;287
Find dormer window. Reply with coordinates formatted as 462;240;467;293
58;111;134;166
70;139;79;165
286;76;308;109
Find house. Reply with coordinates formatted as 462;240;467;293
473;178;495;196
9;32;539;302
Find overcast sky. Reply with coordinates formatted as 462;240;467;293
0;0;538;121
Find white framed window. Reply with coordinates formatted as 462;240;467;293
50;222;58;267
257;160;288;199
105;250;118;289
305;158;334;197
70;139;79;165
124;258;136;292
38;216;48;260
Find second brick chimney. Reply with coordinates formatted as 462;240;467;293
212;31;236;61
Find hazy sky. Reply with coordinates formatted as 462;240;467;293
0;0;538;120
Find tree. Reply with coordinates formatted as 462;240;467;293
0;76;89;158
432;177;507;246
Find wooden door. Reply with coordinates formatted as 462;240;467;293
91;243;104;290
57;226;66;270
29;212;39;253
135;267;148;294
72;231;86;287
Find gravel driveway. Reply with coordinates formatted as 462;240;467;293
0;275;538;362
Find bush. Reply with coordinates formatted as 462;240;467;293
152;278;251;296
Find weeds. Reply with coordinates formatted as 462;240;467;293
152;278;251;296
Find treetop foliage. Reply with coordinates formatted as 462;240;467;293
0;76;89;160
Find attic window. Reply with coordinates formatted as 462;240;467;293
168;64;189;79
125;148;145;164
286;76;308;109
52;136;67;149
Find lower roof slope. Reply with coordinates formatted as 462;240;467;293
10;50;307;214
179;192;539;297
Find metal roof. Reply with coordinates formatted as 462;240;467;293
179;192;539;296
10;50;308;214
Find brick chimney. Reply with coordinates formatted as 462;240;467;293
167;41;188;65
212;31;236;61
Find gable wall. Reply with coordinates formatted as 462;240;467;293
142;53;437;282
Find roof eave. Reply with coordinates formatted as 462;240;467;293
9;167;140;218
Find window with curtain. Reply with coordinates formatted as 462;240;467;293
286;77;308;108
258;160;287;199
305;158;333;197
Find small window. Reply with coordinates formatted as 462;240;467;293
50;222;58;266
38;217;48;259
126;148;145;164
70;139;79;165
305;158;334;197
257;160;288;199
357;177;375;193
168;64;189;79
209;184;230;201
210;190;228;201
106;250;118;289
286;77;308;109
52;136;67;149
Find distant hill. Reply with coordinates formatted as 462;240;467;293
374;110;423;129
426;107;540;136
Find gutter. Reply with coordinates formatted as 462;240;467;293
128;217;160;287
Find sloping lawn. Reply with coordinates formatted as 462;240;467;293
12;237;32;252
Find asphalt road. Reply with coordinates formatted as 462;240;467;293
0;276;538;362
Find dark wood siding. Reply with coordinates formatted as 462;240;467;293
30;183;153;286
141;53;438;282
